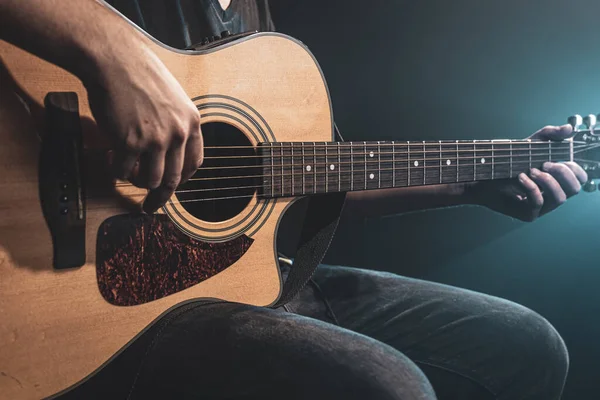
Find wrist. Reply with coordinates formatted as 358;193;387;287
69;19;144;87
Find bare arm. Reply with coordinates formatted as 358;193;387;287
0;0;203;212
0;0;132;84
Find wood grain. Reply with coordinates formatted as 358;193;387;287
0;30;333;399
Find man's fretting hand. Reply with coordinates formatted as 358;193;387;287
84;42;203;214
467;125;588;221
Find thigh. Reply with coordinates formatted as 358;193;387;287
299;265;568;400
59;301;436;400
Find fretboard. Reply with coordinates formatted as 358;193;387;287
260;140;573;198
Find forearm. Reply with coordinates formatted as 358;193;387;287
342;183;476;220
0;0;142;82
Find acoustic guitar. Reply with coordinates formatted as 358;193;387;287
1;18;599;400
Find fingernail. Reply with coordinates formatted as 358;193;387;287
542;162;552;171
530;168;540;177
518;173;527;183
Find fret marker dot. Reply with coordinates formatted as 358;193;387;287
414;161;419;167
306;165;312;172
369;151;374;158
446;160;451;166
369;173;375;180
481;158;486;164
330;164;335;171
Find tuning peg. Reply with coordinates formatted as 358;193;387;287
568;115;583;131
583;180;597;192
584;114;597;131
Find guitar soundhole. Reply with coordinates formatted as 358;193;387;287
177;122;260;223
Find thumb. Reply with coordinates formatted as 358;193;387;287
530;124;573;141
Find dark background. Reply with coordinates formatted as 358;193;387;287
270;1;600;399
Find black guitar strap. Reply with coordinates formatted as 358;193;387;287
272;124;346;308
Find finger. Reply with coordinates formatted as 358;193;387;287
518;173;544;219
529;168;567;212
181;125;203;183
530;124;573;141
146;146;167;190
112;150;139;180
563;161;588;185
143;140;185;214
542;162;581;197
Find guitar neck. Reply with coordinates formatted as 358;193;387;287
260;139;573;197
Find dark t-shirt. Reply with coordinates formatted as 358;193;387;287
105;0;274;49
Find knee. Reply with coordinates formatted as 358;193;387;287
492;302;569;382
336;339;437;400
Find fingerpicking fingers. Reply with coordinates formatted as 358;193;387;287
181;126;203;183
112;151;139;181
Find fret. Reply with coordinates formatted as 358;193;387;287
491;142;494;180
408;141;425;186
270;144;275;196
350;142;354;191
315;142;326;194
291;143;304;195
473;140;476;181
457;141;475;182
325;142;339;193
301;143;306;194
423;141;426;185
353;142;367;191
312;141;317;194
380;142;394;189
378;141;381;189
511;141;531;178
337;143;341;192
439;141;442;184
424;141;440;185
290;143;295;196
365;142;379;190
339;142;352;192
393;141;409;188
407;141;411;185
475;141;493;181
392;141;396;187
510;141;513;178
364;141;367;190
529;139;532;169
549;141;551;163
325;143;328;193
282;142;293;197
530;139;552;168
261;144;272;197
441;141;458;184
455;140;459;183
491;140;511;180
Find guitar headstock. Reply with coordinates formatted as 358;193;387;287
569;114;600;192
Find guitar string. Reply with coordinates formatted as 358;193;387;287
198;143;578;161
79;145;598;210
199;140;590;150
113;143;589;179
112;149;576;188
104;155;579;200
113;150;575;187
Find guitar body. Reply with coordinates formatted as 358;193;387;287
0;31;333;399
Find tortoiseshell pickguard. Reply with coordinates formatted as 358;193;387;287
96;214;253;306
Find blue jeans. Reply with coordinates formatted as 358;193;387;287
61;265;569;399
